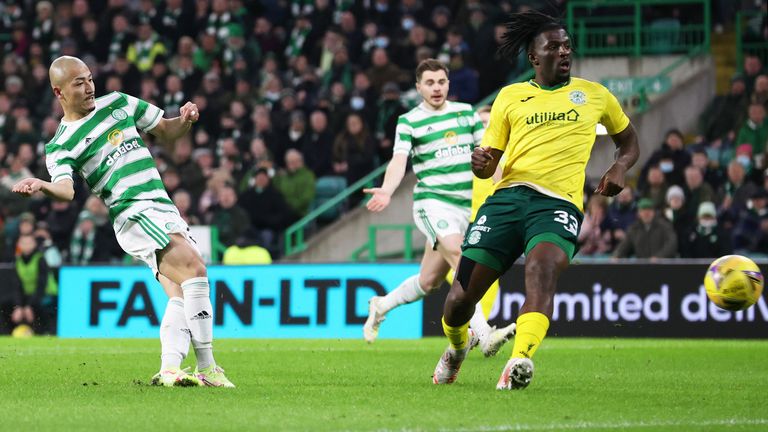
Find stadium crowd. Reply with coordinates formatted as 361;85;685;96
0;0;765;333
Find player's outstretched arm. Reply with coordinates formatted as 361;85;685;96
11;178;74;201
363;153;408;212
150;102;199;142
595;123;640;197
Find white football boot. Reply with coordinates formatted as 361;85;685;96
496;357;534;390
363;296;386;343
432;330;479;384
479;323;517;357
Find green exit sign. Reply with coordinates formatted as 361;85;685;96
601;76;671;96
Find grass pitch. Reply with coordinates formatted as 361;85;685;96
1;337;766;431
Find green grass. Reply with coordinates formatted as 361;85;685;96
1;338;766;431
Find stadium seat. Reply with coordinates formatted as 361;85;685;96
645;18;681;54
312;176;348;222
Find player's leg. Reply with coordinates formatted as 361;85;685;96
157;234;234;387
433;256;503;384
151;275;201;387
363;239;450;343
497;240;569;390
436;233;514;357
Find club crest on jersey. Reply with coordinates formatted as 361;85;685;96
457;115;469;127
111;108;128;121
107;129;124;146
444;131;458;145
569;90;586;105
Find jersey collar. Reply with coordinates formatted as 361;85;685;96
528;78;571;91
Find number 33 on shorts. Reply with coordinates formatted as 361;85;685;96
553;210;578;236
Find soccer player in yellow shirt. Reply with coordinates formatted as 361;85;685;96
432;10;640;389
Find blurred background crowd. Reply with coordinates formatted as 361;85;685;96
0;0;766;333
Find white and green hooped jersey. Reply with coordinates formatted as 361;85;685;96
393;101;484;208
45;92;173;229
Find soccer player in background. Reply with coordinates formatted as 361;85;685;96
433;11;640;389
362;59;515;357
11;56;234;388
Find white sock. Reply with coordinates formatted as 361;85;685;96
469;302;493;342
181;277;216;371
378;274;426;314
160;297;190;370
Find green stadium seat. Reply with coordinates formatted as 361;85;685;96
312;176;348;222
646;18;681;54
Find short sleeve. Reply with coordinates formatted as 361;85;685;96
599;86;630;135
45;148;75;184
482;89;512;152
392;115;414;155
121;92;164;133
471;110;484;149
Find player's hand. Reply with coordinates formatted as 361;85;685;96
594;164;625;197
11;178;46;197
179;102;199;124
363;187;391;212
471;146;494;172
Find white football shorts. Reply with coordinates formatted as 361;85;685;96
413;199;470;250
114;207;201;278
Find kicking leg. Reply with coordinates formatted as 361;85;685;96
158;234;234;387
434;256;503;384
151;275;200;387
363;239;451;343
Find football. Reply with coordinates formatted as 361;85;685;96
704;255;764;311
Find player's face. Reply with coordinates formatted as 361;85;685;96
530;29;571;86
416;70;449;110
59;64;95;115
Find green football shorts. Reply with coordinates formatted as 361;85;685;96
461;186;583;272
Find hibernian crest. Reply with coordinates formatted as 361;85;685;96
569;90;586;105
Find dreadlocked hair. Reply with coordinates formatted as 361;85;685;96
498;10;565;62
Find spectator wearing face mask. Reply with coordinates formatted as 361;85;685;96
639;129;691;189
664;185;693;247
679;201;732;258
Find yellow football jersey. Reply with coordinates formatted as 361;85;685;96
483;77;630;211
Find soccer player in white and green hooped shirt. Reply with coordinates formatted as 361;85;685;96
12;56;234;388
362;59;515;357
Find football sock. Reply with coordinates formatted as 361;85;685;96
378;274;425;314
469;302;492;341
480;279;500;319
181;277;216;370
442;316;470;350
510;312;550;359
160;297;190;370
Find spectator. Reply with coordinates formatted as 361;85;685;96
274;149;316;217
303;110;335;177
736;103;768;157
732;188;768;252
10;234;56;334
208;184;250;247
374;82;408;164
172;189;201;226
69;213;105;265
663;185;693;248
613;198;678;260
578;194;614;256
45;200;78;253
679;201;732;258
639;129;691;189
743;55;764;96
717;160;758;225
333;112;376;203
126;19;167;73
751;74;768;109
683;164;716;217
690;148;725;191
637;165;668;210
222;228;273;265
366;47;408;94
699;76;749;141
447;52;479;104
238;168;296;255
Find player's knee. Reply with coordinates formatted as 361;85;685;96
418;273;442;293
